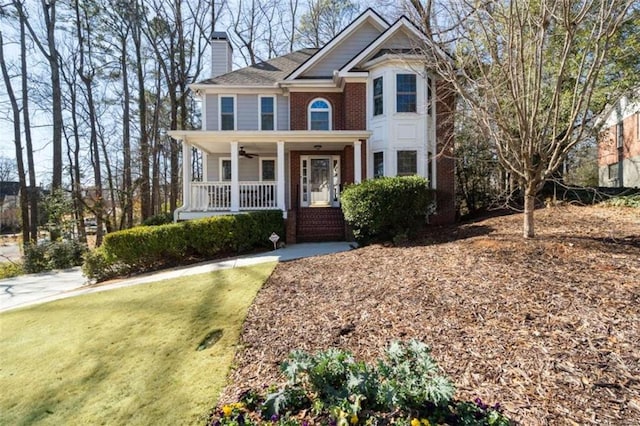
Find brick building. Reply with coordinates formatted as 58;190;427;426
169;8;456;242
598;91;640;188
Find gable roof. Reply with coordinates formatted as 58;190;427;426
338;16;429;75
284;8;389;81
197;48;317;86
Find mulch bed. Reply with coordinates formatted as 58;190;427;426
218;205;640;425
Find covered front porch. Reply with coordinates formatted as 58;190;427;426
168;131;370;221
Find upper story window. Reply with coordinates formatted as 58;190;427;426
308;98;331;130
220;96;235;130
396;74;416;113
260;96;275;130
616;121;624;148
373;77;383;116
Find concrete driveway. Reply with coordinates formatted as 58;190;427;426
0;242;355;313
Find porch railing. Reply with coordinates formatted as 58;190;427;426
190;181;277;211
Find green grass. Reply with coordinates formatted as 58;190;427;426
0;262;276;425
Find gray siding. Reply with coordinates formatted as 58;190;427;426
205;94;218;130
303;21;382;77
207;153;282;181
278;95;289;130
380;30;415;50
237;95;259;130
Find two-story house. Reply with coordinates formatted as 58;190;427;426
598;90;640;188
169;8;455;242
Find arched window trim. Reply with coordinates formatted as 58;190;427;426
308;98;332;130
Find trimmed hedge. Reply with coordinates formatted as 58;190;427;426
82;210;284;281
341;176;435;245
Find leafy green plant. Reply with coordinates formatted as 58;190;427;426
22;240;87;273
0;261;23;279
207;341;511;426
341;176;435;245
141;212;174;226
600;194;640;208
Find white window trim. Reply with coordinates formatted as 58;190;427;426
258;95;277;131
395;72;417;114
308;98;332;130
219;157;231;181
218;95;237;131
259;157;277;181
372;76;384;117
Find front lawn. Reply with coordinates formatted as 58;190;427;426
0;262;276;425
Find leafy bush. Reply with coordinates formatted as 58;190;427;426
600;194;640;208
341;176;435;245
0;262;23;279
141;212;174;226
207;340;511;426
83;210;285;281
23;240;87;273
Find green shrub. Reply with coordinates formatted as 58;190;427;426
141;212;174;226
23;240;87;273
207;340;510;426
0;262;23;279
81;247;128;282
600;194;640;208
84;210;285;281
101;223;187;270
341;176;435;245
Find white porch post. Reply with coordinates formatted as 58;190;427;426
202;151;208;181
182;140;192;209
353;140;362;184
277;141;286;212
230;141;239;212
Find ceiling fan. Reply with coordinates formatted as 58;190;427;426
239;146;256;159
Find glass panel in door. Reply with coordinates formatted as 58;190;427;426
310;158;330;205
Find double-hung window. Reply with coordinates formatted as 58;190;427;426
373;77;383;116
220;158;231;181
260;158;276;181
220;96;235;130
373;152;384;178
397;150;417;176
309;99;331;130
396;74;416;113
260;96;275;130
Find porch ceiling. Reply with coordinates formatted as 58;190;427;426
167;130;371;154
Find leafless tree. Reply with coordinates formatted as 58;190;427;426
419;0;638;237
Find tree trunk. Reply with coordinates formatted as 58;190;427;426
121;37;133;229
523;185;536;238
0;31;30;248
19;13;38;243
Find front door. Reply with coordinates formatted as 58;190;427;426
301;156;340;207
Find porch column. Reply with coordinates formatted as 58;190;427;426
277;141;286;212
353;140;362;184
182;140;192;209
230;141;239;212
202;151;208;181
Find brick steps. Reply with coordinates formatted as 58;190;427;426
297;207;345;242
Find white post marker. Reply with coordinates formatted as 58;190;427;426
269;232;280;250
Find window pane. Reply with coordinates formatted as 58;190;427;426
222;160;231;181
396;74;416;113
310;111;329;130
221;97;234;113
221;114;234;130
311;100;329;109
374;152;384;178
261;97;274;113
262;115;274;130
373;77;383;116
397;150;417;176
262;160;275;181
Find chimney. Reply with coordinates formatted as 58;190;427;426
211;32;233;78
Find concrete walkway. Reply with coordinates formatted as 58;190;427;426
0;242;355;313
